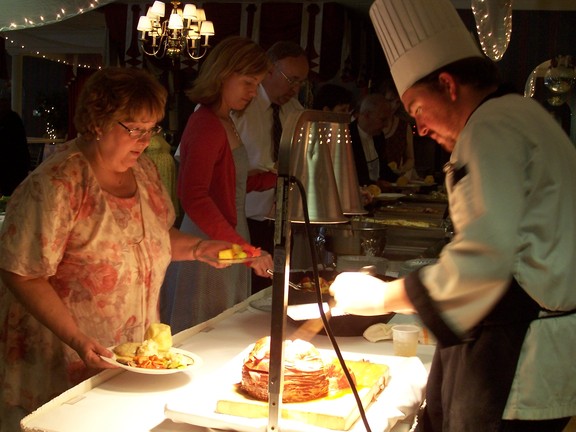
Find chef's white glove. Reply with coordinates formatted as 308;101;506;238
329;272;387;316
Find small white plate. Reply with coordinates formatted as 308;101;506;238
375;193;406;201
101;347;202;375
390;183;421;189
217;257;258;264
409;180;437;186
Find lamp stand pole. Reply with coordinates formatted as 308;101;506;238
267;112;302;431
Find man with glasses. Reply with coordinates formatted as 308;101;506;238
232;41;309;293
349;93;397;189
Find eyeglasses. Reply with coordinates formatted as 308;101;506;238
117;121;162;140
276;67;308;88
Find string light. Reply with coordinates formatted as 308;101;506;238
0;1;103;32
1;34;102;69
471;0;513;62
0;1;108;68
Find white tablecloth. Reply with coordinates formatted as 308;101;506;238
21;289;435;432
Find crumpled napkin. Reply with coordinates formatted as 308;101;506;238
363;323;436;345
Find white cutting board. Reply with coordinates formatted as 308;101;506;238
215;359;390;430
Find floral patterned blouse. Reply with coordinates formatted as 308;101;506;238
0;140;175;413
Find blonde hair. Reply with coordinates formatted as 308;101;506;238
74;67;167;141
186;36;270;108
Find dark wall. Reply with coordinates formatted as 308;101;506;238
458;9;576;94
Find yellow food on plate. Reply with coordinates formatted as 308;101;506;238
219;244;247;259
424;175;435;185
113;342;142;364
388;161;398;171
299;276;332;294
396;176;409;186
218;243;261;260
366;184;381;198
144;322;172;352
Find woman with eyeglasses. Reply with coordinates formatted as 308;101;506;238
0;67;231;429
160;36;276;333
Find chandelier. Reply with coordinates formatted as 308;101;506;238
136;1;215;62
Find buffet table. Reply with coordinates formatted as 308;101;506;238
21;289;435;432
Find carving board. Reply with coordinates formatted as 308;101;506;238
215;360;390;431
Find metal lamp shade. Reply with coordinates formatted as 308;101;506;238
288;114;348;223
287;111;365;221
325;117;367;215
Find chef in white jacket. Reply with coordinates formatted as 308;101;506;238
329;0;576;430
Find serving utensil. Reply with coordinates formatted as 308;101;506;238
266;268;303;290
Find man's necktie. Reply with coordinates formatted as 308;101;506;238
271;103;282;161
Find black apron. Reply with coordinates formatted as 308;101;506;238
416;278;541;431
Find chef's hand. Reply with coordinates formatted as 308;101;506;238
250;251;274;277
329;272;388;316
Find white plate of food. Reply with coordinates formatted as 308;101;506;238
101;346;202;375
217;244;264;264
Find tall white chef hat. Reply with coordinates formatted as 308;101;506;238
370;0;483;96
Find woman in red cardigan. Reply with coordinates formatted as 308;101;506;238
161;36;276;332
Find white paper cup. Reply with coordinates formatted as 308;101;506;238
392;324;420;357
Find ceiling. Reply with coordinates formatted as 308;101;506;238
3;0;576;32
2;0;576;66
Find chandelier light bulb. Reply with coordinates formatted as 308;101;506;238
150;1;166;17
182;4;197;20
200;21;215;36
168;12;184;30
188;24;200;40
137;16;152;32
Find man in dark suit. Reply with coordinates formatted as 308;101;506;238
349;93;397;188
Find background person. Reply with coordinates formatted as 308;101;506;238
331;0;576;430
161;36;275;332
349;92;397;189
312;83;354;113
380;83;417;178
144;133;178;216
312;83;373;206
232;40;309;293
0;83;30;196
0;67;230;431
